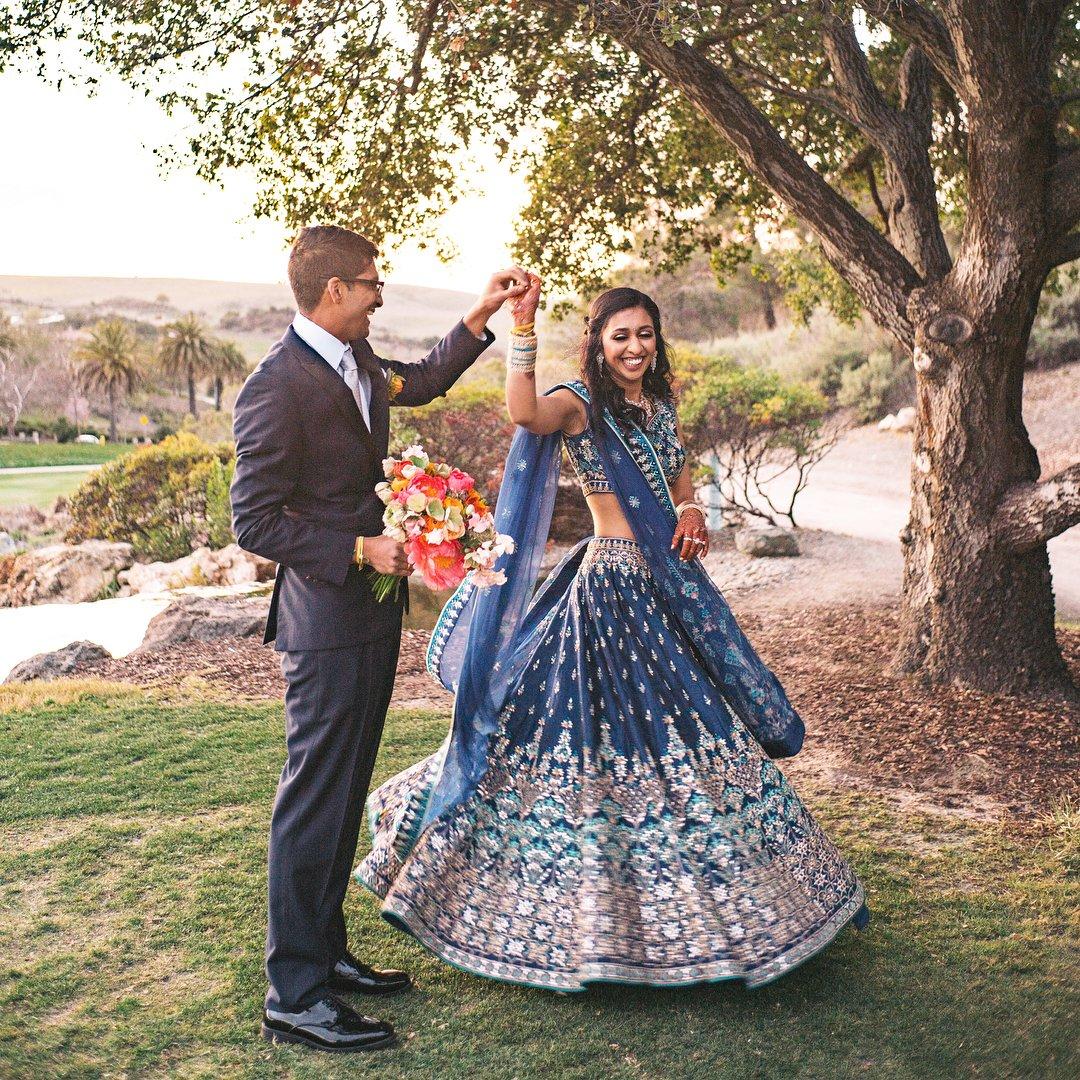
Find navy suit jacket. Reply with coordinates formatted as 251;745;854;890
231;320;494;650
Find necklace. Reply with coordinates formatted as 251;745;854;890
635;394;657;427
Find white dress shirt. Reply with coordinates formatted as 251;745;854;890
292;311;372;430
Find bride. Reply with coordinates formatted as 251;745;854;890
354;276;868;990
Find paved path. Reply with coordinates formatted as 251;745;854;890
0;463;105;475
784;425;1080;618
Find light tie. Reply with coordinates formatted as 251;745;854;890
337;350;371;429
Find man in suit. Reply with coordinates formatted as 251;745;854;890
231;225;525;1053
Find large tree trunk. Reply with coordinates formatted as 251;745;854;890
895;249;1073;695
187;367;198;418
214;377;223;411
893;40;1074;696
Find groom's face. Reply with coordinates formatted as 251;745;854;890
337;260;384;340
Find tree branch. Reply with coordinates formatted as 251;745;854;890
862;0;964;100
1049;230;1080;269
995;461;1080;552
821;15;951;278
596;24;920;349
1050;150;1080;234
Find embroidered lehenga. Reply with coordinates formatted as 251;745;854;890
355;381;868;991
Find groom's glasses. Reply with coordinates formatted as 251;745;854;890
340;276;385;297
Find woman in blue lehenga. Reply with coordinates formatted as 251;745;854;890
355;282;868;991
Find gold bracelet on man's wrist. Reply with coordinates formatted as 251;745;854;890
354;536;366;566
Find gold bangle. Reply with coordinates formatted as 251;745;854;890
512;322;535;336
354;536;365;566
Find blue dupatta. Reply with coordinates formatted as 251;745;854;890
407;383;804;856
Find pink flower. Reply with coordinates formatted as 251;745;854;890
409;472;449;500
405;536;466;591
447;468;474;493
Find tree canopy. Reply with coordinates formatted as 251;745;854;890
5;3;1075;313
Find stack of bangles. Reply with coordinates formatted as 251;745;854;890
676;500;707;548
508;322;537;374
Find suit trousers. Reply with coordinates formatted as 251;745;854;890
265;628;402;1011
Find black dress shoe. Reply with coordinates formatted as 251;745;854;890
261;995;395;1053
328;952;413;996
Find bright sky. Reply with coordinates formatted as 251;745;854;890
0;69;529;291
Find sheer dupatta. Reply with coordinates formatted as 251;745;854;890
404;383;803;859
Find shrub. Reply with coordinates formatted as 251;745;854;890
836;349;914;422
680;359;843;527
66;433;235;561
389;386;515;496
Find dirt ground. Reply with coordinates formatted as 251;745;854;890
90;594;1079;827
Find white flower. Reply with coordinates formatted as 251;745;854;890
405;492;428;512
425;528;446;545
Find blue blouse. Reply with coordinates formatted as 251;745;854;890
560;380;686;496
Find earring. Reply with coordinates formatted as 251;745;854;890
650;356;657;372
595;353;604;368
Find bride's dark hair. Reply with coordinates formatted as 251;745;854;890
578;287;674;430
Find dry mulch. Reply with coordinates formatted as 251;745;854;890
88;607;1079;822
746;605;1079;820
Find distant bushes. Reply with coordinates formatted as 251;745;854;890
680;358;842;527
66;433;234;561
836;349;914;422
390;386;515;496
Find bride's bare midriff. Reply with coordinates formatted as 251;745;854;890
585;492;636;540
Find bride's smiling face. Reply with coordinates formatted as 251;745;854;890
600;306;657;389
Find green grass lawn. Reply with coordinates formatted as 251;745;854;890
0;467;99;510
0;443;134;469
0;681;1076;1080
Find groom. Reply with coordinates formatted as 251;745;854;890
231;225;525;1052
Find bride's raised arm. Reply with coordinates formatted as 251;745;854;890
504;272;586;436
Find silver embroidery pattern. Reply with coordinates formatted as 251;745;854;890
562;382;685;498
357;538;866;991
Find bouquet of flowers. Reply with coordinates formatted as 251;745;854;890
370;444;515;602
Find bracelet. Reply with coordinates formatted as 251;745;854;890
508;332;537;374
512;322;535;336
675;501;704;520
354;536;365;566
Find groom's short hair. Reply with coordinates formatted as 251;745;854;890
288;226;379;313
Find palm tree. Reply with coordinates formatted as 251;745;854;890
157;314;217;418
208;339;249;411
75;319;141;442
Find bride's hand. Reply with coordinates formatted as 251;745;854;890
510;272;542;327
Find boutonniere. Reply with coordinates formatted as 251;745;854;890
386;370;405;401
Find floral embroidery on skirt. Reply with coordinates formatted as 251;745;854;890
355;537;868;990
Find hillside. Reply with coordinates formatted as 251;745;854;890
0;274;512;348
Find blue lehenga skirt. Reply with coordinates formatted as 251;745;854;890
355;537;868;991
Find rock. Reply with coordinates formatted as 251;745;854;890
4;640;112;683
0;541;134;607
892;406;916;433
117;544;276;595
136;594;271;653
0;532;17;556
877;414;896;431
735;527;800;558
